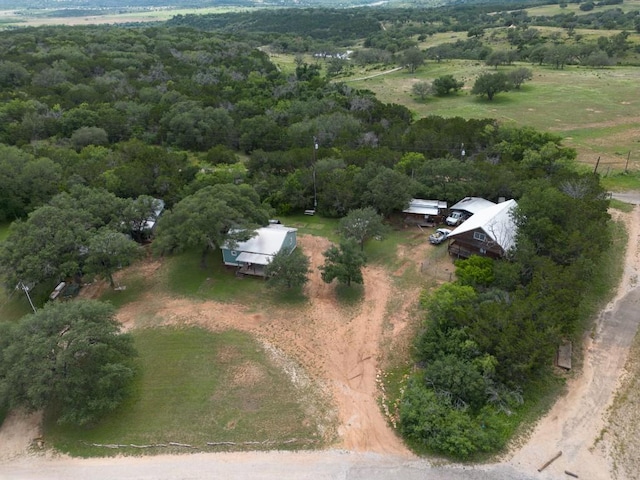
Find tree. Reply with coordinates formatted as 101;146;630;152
412;81;432;100
70;126;109;151
584;50;614;68
485;51;508;69
507;68;533;89
432;75;464;96
319;239;366;287
471;72;511;101
0;205;93;288
123;195;164;243
467;26;485;38
338;207;388;251
362;167;413;217
401;47;425;73
326;57;348;77
0;300;137;426
0;145;62;221
265;247;310;290
84;229;142;288
153;184;271;266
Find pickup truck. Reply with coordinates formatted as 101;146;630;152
445;211;465;226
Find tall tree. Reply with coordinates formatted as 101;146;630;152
362;167;413;217
265;247;310;290
471;72;511;101
0;205;92;288
0;300;137;426
338;207;388;251
401;47;425;73
84;230;142;289
319;239;366;287
153;184;271;266
432;75;464;96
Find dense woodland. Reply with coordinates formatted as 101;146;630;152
0;7;615;457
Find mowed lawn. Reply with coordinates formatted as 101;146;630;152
45;327;324;456
341;61;640;172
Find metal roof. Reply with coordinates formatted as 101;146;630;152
235;252;273;265
448;199;518;252
226;225;297;264
403;198;448;216
449;197;496;215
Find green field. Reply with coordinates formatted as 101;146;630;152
339;61;640;174
524;0;640;17
45;327;327;456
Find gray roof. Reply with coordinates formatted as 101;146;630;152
403;198;448;216
449;197;496;215
448;199;518;252
226;224;297;265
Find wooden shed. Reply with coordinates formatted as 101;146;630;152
402;198;447;227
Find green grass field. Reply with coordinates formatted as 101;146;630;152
45;327;325;456
339;61;640;176
524;0;640;17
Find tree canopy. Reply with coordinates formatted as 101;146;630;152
319;239;366;287
471;72;511;101
153;184;271;264
338;207;388;251
0;300;137;426
265;247;311;290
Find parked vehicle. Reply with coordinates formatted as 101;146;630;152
429;228;452;245
445;211;465;226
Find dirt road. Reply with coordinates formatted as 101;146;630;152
2;206;640;479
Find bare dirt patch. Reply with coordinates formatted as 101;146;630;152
0;410;43;462
106;233;436;455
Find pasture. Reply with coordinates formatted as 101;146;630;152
340;61;640;174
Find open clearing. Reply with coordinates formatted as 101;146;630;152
340;62;640;173
2;204;640;479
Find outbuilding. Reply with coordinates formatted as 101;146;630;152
403;198;448;226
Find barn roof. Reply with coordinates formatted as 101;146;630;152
448;199;518;252
403;198;448;216
449;197;496;215
224;224;297;265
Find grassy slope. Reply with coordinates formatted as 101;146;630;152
46;327;323;456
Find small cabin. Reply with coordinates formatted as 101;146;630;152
221;224;297;277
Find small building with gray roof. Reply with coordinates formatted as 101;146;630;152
221;224;297;277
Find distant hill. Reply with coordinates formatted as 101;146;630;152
0;0;540;10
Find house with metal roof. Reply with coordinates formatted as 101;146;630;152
450;197;497;214
445;196;497;226
403;198;448;226
221;224;297;277
447;199;518;259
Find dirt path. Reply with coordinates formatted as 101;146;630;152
112;234;413;455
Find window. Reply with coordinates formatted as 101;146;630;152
473;231;487;242
231;250;237;256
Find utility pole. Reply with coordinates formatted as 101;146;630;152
17;281;37;314
312;136;318;209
